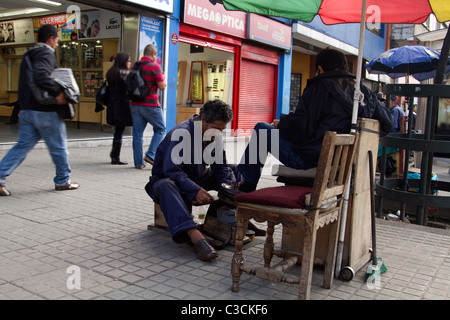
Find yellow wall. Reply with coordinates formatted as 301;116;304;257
291;51;311;95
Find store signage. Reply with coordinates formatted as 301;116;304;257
171;33;178;45
183;0;246;38
247;13;291;50
124;0;173;14
0;19;35;46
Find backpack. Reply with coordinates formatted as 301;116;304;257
126;61;150;101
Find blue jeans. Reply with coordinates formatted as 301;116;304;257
237;122;313;185
131;105;166;167
0;109;71;187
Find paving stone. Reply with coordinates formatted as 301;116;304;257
0;144;449;301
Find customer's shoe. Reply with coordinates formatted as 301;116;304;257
144;155;154;165
0;186;11;196
238;181;257;193
55;182;80;191
218;183;244;202
135;164;146;169
193;238;218;261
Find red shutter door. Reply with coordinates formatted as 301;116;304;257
237;59;275;133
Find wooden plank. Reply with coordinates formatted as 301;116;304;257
348;118;380;268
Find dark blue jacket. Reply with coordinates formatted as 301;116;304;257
149;116;237;203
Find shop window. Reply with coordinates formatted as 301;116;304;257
58;39;115;100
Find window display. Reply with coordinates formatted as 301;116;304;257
58;40;108;99
188;61;204;104
83;71;103;98
59;42;79;68
81;42;103;69
206;60;232;102
187;60;232;105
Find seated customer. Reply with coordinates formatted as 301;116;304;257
145;100;241;261
236;48;393;193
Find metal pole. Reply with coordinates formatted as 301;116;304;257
336;0;367;276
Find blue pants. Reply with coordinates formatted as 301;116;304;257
131;105;166;167
237;122;313;185
147;165;242;244
0;109;71;187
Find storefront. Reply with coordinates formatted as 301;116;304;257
179;0;292;133
0;0;173;129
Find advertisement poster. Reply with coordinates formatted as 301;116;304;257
35;14;76;41
0;19;35;46
34;11;121;41
76;11;121;40
138;15;164;65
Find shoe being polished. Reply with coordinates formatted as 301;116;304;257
55;182;80;191
193;238;218;261
0;186;11;196
218;183;243;202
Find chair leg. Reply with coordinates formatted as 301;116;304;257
231;211;246;292
323;220;340;289
264;222;275;268
298;219;318;300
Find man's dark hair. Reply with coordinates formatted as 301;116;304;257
316;48;349;72
199;99;233;124
37;24;58;43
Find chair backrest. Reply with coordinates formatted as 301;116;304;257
307;131;358;218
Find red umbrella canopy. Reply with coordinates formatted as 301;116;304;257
219;0;450;24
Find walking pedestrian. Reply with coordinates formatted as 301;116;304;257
105;52;133;165
130;44;166;169
0;24;79;196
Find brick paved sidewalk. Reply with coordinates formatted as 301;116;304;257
1;144;450;300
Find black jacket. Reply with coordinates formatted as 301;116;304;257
278;69;393;167
18;43;62;112
106;75;132;127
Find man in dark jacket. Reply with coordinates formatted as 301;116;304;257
236;48;394;192
145;100;241;261
0;24;79;196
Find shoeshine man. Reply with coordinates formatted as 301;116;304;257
145;100;242;261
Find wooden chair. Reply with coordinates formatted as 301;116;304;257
231;131;358;300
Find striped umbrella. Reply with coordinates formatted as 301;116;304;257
218;0;449;24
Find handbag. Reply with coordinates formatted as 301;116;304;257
95;80;108;112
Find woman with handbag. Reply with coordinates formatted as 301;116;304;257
105;53;133;165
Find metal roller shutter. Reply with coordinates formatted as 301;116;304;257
237;59;276;133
